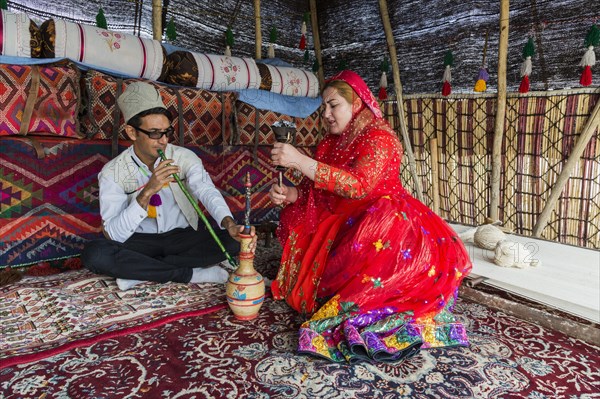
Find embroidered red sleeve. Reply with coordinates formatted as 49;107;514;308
314;132;398;198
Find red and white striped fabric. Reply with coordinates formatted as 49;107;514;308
191;52;261;91
264;64;319;98
0;10;35;57
52;19;164;80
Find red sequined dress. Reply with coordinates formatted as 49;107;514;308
271;108;472;363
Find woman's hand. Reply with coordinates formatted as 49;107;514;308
271;143;318;181
269;183;289;205
271;143;302;169
269;184;298;205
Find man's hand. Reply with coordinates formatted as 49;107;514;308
222;217;258;253
228;225;258;253
136;159;180;209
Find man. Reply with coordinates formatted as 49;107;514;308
82;82;254;290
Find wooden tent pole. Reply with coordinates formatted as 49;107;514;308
489;0;510;222
378;0;424;201
533;99;600;237
254;0;262;59
152;0;162;41
429;138;440;214
309;0;324;89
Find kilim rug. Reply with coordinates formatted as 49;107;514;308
0;246;598;398
0;296;598;398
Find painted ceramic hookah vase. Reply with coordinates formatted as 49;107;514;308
225;172;265;320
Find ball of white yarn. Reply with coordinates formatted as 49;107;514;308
474;224;507;250
494;240;536;268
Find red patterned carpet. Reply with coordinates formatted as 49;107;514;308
0;247;598;398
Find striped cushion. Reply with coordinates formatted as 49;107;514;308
0;9;42;58
40;19;167;80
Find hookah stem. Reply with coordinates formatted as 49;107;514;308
157;149;238;268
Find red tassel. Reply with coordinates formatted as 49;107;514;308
519;75;530;93
378;86;388;100
442;81;451;96
299;34;306;50
580;65;593;87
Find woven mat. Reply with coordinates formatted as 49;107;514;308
0;242;282;369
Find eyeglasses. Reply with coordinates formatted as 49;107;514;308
135;126;174;140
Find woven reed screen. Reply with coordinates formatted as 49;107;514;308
381;89;600;249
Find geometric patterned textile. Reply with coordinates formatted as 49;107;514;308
0;268;598;398
0;137;316;268
0;269;227;368
0;9;42;58
0;63;81;137
188;145;315;224
0;136;111;268
234;100;323;147
81;69;236;146
40;19;167;81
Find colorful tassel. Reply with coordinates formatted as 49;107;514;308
474;67;489;92
442;50;453;96
148;194;162;219
579;25;599;87
268;26;277;58
519;37;535;93
580;65;593;86
474;32;489;92
96;8;108;29
166;17;177;42
299;21;306;50
224;27;234;57
378;57;390;100
299;13;309;50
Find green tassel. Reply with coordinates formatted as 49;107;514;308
443;50;454;67
312;59;319;73
0;0;8;11
337;59;348;71
584;24;600;47
303;12;310;24
269;26;278;43
522;37;535;58
166;17;177;41
304;49;309;62
225;27;234;48
96;8;108;29
380;56;390;73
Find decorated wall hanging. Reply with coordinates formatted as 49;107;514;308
579;24;599;87
519;37;535;93
442;50;453;96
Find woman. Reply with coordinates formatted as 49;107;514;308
269;70;472;363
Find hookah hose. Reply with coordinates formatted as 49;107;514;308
157;149;238;268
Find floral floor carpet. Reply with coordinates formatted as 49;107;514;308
0;246;598;398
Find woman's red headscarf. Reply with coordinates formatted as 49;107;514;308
325;70;383;119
